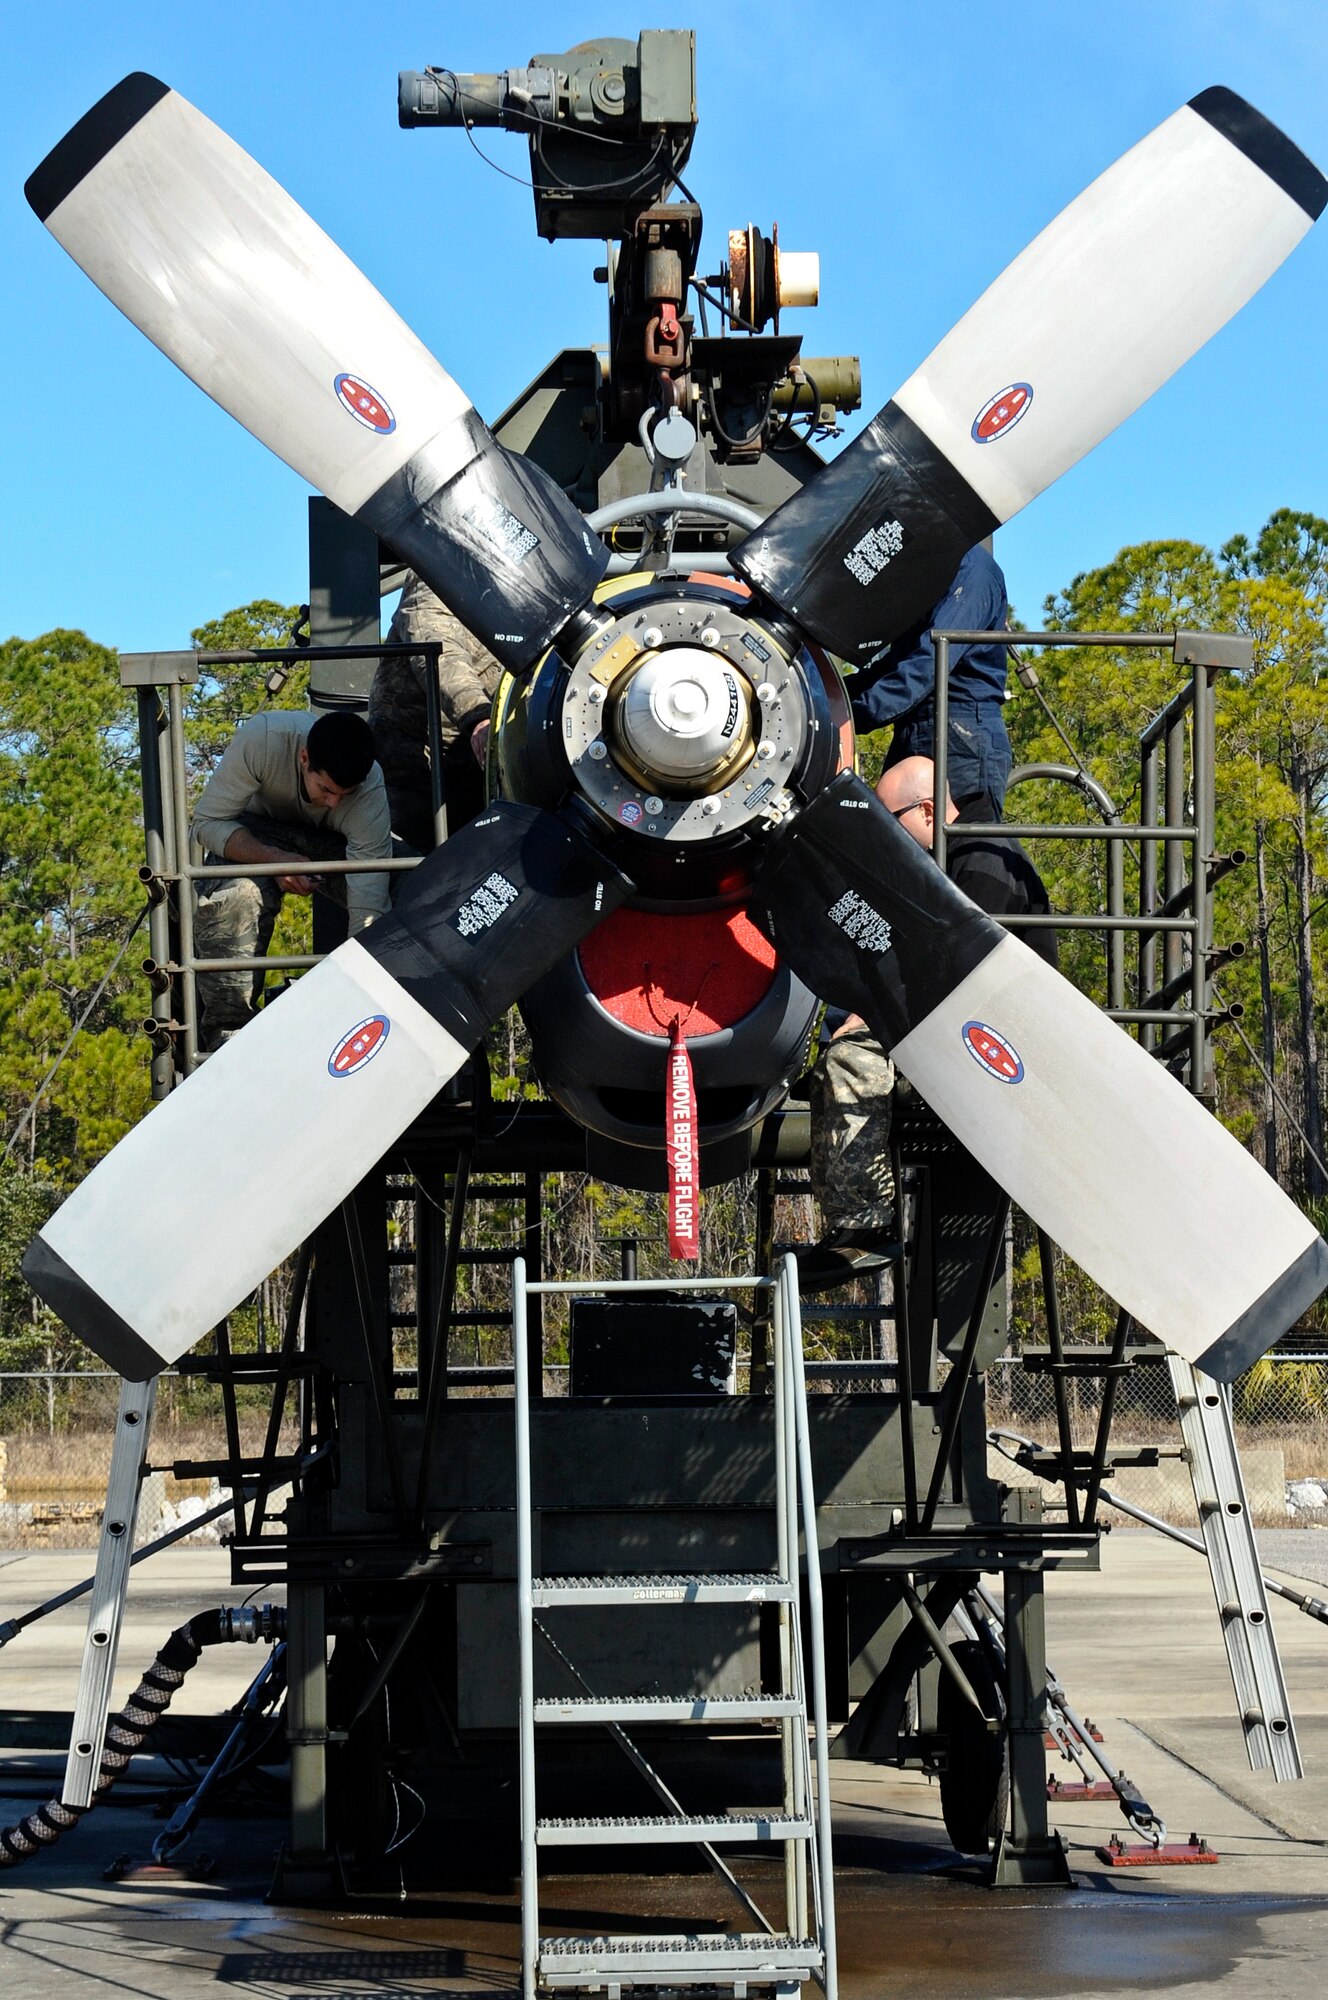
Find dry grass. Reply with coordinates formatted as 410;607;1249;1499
1;1418;298;1503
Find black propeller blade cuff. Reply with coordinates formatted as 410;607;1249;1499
729;401;997;665
749;773;1001;1045
360;413;609;675
361;799;632;1048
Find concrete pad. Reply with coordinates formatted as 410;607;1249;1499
0;1532;1326;1997
0;1548;282;1714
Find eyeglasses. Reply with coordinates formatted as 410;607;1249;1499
890;800;928;821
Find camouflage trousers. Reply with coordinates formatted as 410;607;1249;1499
808;1025;897;1231
193;815;347;1044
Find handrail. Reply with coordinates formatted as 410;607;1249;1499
780;1253;839;2000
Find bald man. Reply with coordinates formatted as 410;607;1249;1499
796;756;1056;1291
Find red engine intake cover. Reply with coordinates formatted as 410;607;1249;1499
578;907;777;1037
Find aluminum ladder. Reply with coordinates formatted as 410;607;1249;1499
1168;1356;1302;1778
61;1377;158;1810
513;1258;837;2000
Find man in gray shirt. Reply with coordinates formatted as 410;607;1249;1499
191;710;390;1048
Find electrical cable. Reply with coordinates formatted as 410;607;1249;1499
703;378;775;453
0;1607;283;1868
533;125;671;197
770;370;826;452
425;70;677;199
688;277;760;336
1209;974;1328;1185
385;1778;428;1855
1005;642;1114;813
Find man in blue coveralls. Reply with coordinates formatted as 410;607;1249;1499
848;542;1013;811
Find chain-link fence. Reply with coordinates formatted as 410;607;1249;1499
985;1353;1328;1527
3;1354;1325;1547
0;1370;295;1550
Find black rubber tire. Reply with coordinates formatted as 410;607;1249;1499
937;1638;1011;1856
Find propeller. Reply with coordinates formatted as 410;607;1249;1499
24;75;607;674
21;75;1328;1381
730;88;1328;661
750;776;1328;1383
24;804;631;1377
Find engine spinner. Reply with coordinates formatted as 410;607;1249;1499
561;594;808;840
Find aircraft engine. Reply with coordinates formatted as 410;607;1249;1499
495;570;852;1183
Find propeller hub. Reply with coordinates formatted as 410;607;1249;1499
547;585;829;844
616;646;752;783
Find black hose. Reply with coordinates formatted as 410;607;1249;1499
0;1607;280;1868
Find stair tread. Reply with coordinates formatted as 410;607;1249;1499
538;1812;809;1827
541;1933;820;1960
533;1694;802;1716
536;1572;786;1589
536;1813;811;1842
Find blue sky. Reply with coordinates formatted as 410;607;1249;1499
4;1;1327;651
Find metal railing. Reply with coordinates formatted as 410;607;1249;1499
126;639;452;1084
929;626;1248;1084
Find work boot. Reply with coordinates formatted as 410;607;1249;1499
793;1218;902;1292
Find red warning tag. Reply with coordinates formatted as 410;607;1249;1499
666;1017;700;1261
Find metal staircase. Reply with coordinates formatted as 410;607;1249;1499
513;1258;837;2000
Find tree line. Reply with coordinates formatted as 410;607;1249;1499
3;508;1328;1372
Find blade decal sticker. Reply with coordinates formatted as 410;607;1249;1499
843;516;911;586
961;1020;1025;1083
971;383;1033;443
826;889;894;955
26;812;632;1375
734;91;1324;658
449;872;520;938
24;937;473;1376
328;1014;391;1077
891;936;1328;1375
461;493;540;564
28;77;606;670
333;373;396;434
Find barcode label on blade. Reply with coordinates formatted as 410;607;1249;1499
843;515;910;586
450;872;519;939
462;493;540;564
827;889;894;953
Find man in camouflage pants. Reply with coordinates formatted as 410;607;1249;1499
369;571;502;849
801;1024;903;1289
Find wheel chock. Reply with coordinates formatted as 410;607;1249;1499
1096;1833;1219;1867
